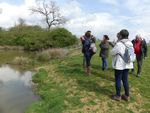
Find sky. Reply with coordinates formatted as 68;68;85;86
0;0;150;42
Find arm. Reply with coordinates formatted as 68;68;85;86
110;43;120;56
100;42;109;49
91;35;96;43
80;36;85;45
143;39;148;57
109;42;115;47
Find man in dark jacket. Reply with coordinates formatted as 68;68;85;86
132;35;148;77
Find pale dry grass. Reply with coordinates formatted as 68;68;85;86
12;56;31;65
37;48;68;61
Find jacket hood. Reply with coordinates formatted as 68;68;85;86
120;39;129;43
119;39;133;47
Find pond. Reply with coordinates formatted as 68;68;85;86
0;50;39;113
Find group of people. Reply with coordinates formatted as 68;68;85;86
80;29;148;101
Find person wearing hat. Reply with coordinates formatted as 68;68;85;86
99;35;110;71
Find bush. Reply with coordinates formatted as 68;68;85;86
10;25;47;51
0;26;78;51
37;48;68;62
47;28;78;48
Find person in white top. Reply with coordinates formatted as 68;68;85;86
110;29;134;101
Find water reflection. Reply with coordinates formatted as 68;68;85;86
0;65;39;113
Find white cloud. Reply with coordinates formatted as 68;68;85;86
0;0;150;42
0;0;41;28
123;0;150;41
0;7;2;13
61;0;82;19
61;1;125;39
64;12;125;40
125;0;150;15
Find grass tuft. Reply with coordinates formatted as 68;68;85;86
37;48;68;62
12;56;31;65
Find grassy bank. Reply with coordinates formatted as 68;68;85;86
26;46;150;113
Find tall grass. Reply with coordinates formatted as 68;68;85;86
12;56;31;65
37;48;68;62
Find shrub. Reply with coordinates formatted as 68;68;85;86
0;26;78;51
46;28;78;48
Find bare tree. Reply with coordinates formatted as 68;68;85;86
30;0;66;30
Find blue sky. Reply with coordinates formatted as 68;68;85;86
0;0;134;16
0;0;24;5
0;0;150;41
58;0;131;16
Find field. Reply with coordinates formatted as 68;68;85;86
26;46;150;113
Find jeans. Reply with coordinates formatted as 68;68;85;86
115;69;129;97
101;57;108;70
136;55;143;75
83;55;86;67
84;52;92;67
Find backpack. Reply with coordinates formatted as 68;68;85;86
90;43;97;54
119;41;136;63
83;38;97;55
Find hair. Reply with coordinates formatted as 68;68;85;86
119;29;129;39
117;32;120;38
87;30;91;33
136;34;141;38
85;31;91;38
104;35;109;40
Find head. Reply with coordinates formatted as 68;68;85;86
118;29;129;40
85;30;91;38
117;32;120;38
103;35;109;41
87;30;91;34
135;34;142;41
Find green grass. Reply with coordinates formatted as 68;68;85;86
26;46;150;113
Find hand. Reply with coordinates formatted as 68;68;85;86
144;55;148;59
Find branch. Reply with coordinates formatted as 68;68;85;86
29;0;67;30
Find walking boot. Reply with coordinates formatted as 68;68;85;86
87;67;91;75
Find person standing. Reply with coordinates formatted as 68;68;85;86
80;31;96;69
99;35;110;71
80;31;88;68
111;29;134;101
81;31;95;75
132;35;148;77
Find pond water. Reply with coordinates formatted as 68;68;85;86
0;50;39;113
